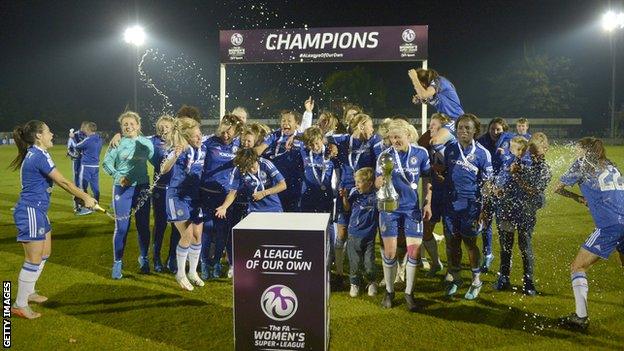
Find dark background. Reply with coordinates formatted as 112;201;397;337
0;0;622;135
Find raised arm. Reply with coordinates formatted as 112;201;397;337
48;169;96;209
299;96;314;132
160;146;183;175
408;69;435;99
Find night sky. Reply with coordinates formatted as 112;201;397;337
0;0;622;133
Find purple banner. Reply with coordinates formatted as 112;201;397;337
220;25;427;64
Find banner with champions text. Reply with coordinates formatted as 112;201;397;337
232;212;330;351
220;25;428;63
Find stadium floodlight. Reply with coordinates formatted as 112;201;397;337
602;10;624;32
123;25;146;111
124;25;146;47
601;10;624;139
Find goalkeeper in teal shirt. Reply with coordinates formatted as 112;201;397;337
103;111;155;279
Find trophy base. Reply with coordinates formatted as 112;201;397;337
377;201;398;212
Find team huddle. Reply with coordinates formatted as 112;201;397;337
9;68;624;332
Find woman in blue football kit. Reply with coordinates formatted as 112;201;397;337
477;117;514;271
102;111;155;279
423;113;455;277
256;110;305;212
10;120;97;319
327;113;380;276
216;148;287;217
149;115;180;273
73;121;103;215
160;117;206;291
556;137;624;331
297;127;336;255
375;119;432;311
298;127;334;216
442;114;493;300
200;114;243;279
409;68;464;133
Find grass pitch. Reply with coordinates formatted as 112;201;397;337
0;145;623;350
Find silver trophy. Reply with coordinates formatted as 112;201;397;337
377;153;399;212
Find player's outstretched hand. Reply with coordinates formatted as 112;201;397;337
215;206;227;219
82;196;97;210
75;196;97;210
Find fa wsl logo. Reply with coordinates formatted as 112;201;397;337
231;33;243;46
402;29;416;43
228;33;245;60
400;28;418;58
261;285;298;321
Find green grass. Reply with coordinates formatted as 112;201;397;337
1;145;623;350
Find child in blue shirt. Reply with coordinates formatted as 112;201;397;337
515;118;532;139
344;167;378;298
326;113;380;277
493;135;551;295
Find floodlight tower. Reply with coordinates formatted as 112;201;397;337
124;25;146;111
602;10;624;139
